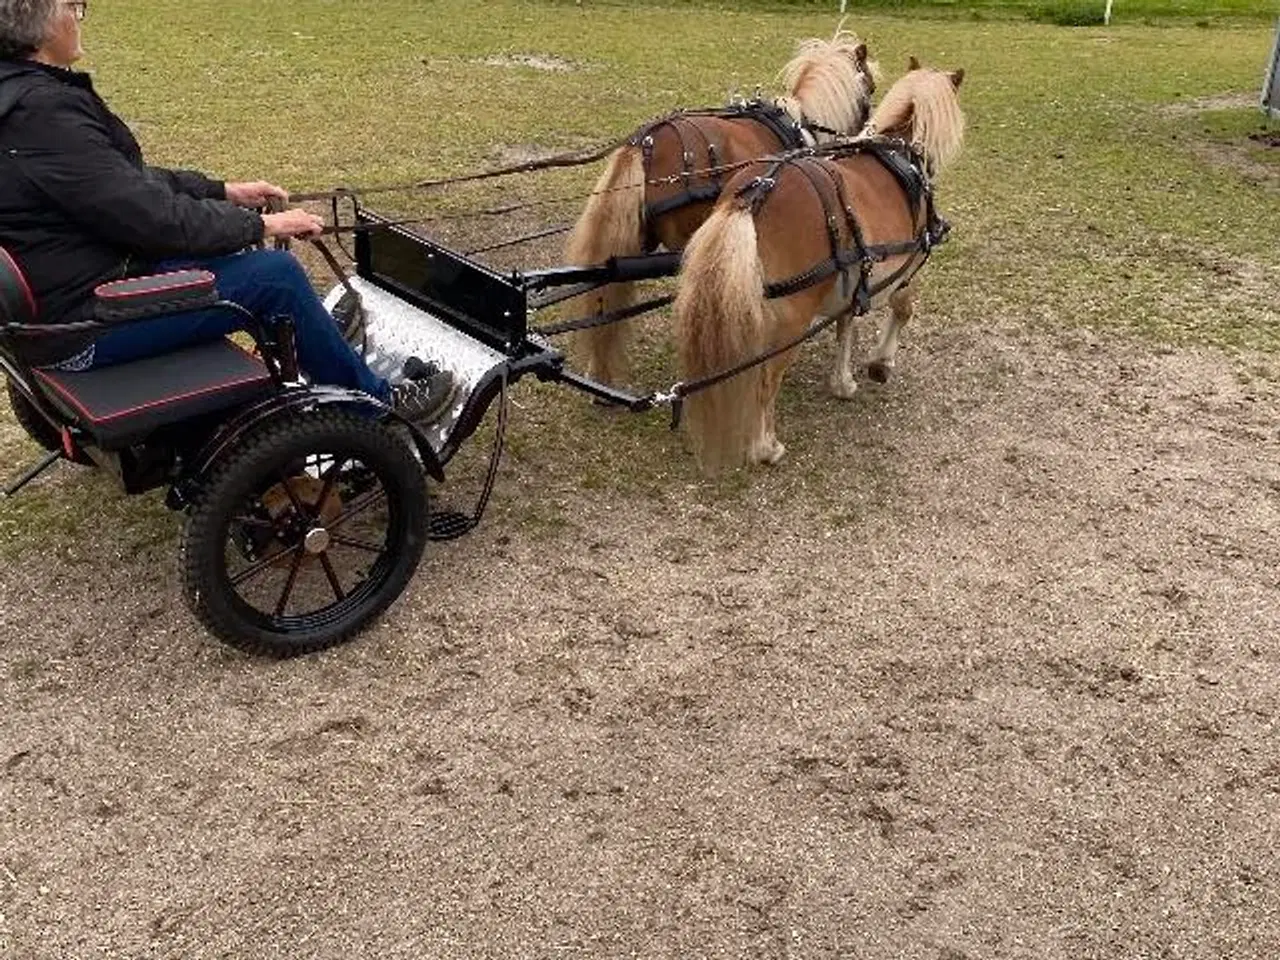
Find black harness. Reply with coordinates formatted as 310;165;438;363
634;100;811;241
735;138;950;312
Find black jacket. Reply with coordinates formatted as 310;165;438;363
0;59;265;364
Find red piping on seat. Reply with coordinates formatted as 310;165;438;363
0;247;38;318
33;366;270;425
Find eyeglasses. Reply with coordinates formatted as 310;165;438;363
63;1;87;21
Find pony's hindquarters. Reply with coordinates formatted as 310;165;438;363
674;207;768;475
562;147;646;385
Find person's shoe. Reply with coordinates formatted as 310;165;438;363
331;287;366;348
403;356;442;379
391;359;458;424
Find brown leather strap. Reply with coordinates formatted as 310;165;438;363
308;238;367;353
287;136;630;203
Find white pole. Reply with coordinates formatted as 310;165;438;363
1105;0;1114;24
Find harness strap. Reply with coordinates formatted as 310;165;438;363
636;102;807;233
308;238;367;355
638;131;656;172
743;107;807;151
764;258;844;301
800;118;845;140
757;155;873;306
672;117;698;185
684;118;721;186
764;236;930;302
866;257;924;300
792;159;842;266
733;158;788;214
667;101;808;149
822;155;875;314
645;183;722;221
667;311;843;407
533;292;676;337
749;140;945;306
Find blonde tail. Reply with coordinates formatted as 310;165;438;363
674;207;766;475
562;147;646;385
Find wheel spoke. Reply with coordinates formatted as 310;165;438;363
272;548;307;617
318;552;346;602
315;457;347;514
230;543;301;588
327;488;387;531
329;532;386;555
231;514;277;530
278;470;312;520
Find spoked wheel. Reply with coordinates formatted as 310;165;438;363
181;410;428;656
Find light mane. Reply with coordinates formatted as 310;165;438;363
867;67;966;174
773;31;880;138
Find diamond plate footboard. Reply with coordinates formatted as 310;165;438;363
322;276;510;454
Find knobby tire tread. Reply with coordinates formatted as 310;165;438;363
180;409;428;657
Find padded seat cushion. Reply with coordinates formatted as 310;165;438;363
33;338;272;449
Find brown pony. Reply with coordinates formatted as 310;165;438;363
562;30;880;385
673;61;966;474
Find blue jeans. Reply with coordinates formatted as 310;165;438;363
81;250;390;401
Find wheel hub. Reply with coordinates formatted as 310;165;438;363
253;473;346;566
303;527;331;555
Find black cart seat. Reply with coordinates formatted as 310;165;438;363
32;339;272;450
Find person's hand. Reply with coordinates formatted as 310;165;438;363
262;209;325;239
226;180;289;208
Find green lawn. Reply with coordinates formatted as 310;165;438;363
559;0;1279;26
2;0;1278;555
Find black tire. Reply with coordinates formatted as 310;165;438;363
181;409;429;656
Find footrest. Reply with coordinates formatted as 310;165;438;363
33;338;271;449
323;276;511;454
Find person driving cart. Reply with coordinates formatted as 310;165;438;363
0;0;456;422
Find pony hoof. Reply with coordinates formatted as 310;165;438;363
829;376;859;400
758;441;787;465
867;361;893;384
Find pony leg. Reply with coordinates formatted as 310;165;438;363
562;147;646;387
867;280;917;384
752;355;792;465
828;310;860;400
577;287;635;387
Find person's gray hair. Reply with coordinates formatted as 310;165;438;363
0;0;59;61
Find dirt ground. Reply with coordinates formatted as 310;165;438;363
1;320;1278;959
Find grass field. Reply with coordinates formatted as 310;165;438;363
3;5;1280;957
570;0;1279;25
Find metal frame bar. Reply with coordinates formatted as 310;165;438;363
521;253;682;298
1264;18;1280;120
